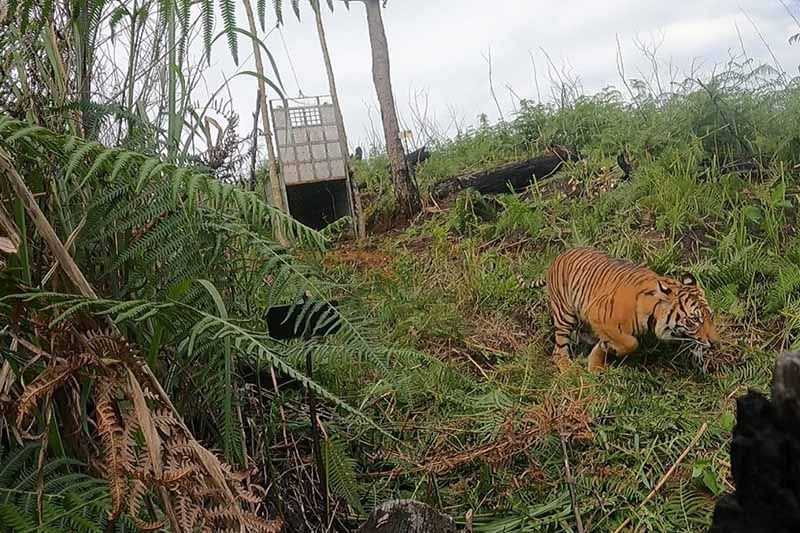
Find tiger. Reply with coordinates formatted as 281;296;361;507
533;247;719;372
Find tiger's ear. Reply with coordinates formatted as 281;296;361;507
657;280;672;295
681;273;697;286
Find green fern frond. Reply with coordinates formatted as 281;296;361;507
0;443;132;533
257;0;267;29
323;437;364;514
220;0;239;64
202;0;214;62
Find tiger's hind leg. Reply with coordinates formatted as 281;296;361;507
551;310;578;372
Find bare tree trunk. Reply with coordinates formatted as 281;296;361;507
242;0;287;212
243;0;288;245
311;0;366;238
363;0;421;221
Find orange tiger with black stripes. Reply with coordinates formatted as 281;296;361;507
534;247;719;372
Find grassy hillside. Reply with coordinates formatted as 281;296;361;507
314;64;800;531
2;12;798;528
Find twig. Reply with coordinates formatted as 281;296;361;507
483;47;504;122
457;348;491;380
0;200;21;254
496;237;533;253
613;422;708;533
465;509;474;533
305;339;329;528
560;433;585;533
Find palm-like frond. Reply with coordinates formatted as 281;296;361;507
0;113;396;527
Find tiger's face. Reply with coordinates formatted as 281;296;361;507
652;274;719;349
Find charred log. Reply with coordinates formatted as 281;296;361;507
430;146;580;201
405;145;430;175
617;150;632;181
698;158;764;181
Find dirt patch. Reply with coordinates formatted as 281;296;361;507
704;322;751;372
402;234;436;254
325;245;394;276
678;224;719;263
418;312;538;378
465;313;532;355
419;337;497;379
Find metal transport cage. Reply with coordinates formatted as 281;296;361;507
270;95;355;230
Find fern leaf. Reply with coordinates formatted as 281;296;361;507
95;382;128;521
220;0;238;64
323;437;364;513
272;0;283;25
257;0;266;29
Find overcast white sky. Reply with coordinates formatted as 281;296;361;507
202;0;800;152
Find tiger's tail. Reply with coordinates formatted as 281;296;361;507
519;275;546;290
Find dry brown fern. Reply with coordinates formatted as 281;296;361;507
8;324;283;532
15;352;95;431
95;379;130;521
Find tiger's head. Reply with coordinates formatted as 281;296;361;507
651;273;719;350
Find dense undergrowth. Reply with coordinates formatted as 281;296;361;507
315;62;800;531
1;3;799;529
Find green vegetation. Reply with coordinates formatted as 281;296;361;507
331;60;800;531
1;0;799;531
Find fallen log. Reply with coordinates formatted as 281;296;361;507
430;147;580;201
406;145;430;175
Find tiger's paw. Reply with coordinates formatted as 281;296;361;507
587;359;607;373
553;354;572;373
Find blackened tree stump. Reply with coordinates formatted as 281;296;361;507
357;500;458;533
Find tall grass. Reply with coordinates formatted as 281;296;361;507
333;58;800;531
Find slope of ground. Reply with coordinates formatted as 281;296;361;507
314;71;800;531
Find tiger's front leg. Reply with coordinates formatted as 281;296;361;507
587;341;609;372
588;333;639;372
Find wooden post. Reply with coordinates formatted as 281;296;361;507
312;0;365;238
242;0;288;245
